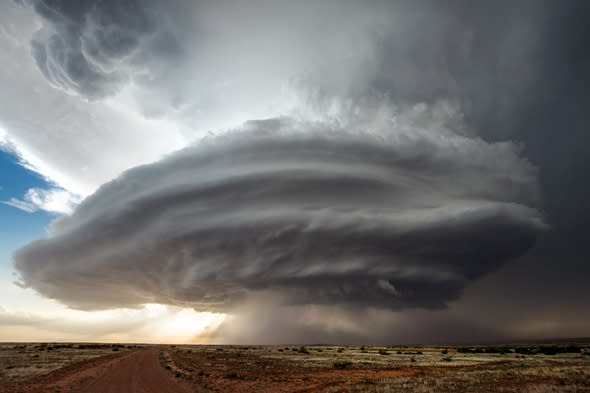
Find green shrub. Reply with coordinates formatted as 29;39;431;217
298;346;309;354
565;345;581;353
378;349;389;355
484;346;510;354
538;346;559;355
333;360;353;369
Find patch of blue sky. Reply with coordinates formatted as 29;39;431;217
0;148;55;273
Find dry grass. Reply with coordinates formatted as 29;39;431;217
166;344;590;392
1;342;588;392
320;361;590;392
0;342;134;384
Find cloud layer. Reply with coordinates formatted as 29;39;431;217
6;0;589;343
17;0;184;100
14;117;545;312
2;188;80;214
3;0;548;197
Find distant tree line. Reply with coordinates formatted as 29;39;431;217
456;345;587;355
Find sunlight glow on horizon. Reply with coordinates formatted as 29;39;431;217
0;292;227;344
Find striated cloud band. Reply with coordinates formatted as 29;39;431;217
14;118;546;311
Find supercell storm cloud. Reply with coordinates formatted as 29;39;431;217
9;0;590;343
14;117;545;311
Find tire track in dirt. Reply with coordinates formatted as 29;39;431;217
0;348;194;393
80;348;193;393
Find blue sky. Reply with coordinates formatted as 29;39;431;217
0;148;54;282
0;147;224;343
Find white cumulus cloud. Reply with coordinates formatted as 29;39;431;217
3;187;81;215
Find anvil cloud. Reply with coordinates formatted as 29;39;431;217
14;117;545;312
4;0;589;343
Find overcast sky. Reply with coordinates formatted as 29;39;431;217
0;0;589;344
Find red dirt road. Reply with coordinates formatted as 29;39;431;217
81;348;193;393
0;348;194;393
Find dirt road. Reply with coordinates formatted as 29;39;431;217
81;348;193;393
1;348;194;393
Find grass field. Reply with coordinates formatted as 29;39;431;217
1;342;589;392
165;343;590;392
0;342;135;384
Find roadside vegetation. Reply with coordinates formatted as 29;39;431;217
162;342;590;392
2;342;588;391
0;343;135;384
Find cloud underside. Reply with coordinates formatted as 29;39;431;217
13;119;545;311
22;0;180;100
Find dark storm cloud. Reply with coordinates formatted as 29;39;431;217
16;0;183;100
208;299;509;345
8;0;589;343
292;0;543;129
13;118;545;311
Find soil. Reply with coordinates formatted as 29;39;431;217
1;345;588;392
0;348;194;393
168;348;419;392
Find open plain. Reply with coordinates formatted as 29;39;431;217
0;342;589;392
